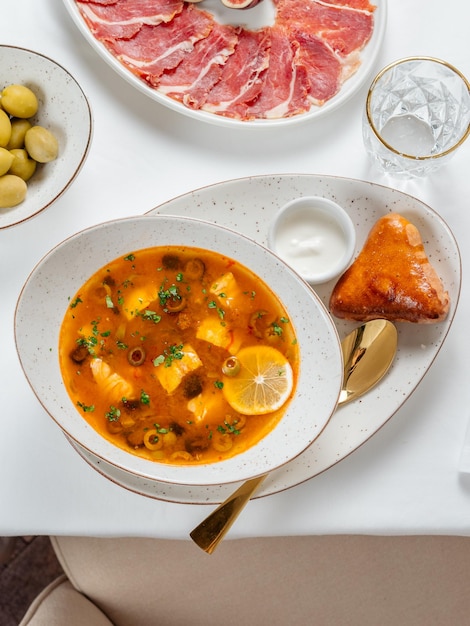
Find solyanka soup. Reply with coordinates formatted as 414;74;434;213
59;245;299;465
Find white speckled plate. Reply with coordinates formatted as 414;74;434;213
61;0;386;128
0;46;93;229
15;214;342;487
66;173;461;504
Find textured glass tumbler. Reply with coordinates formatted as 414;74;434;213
363;57;470;178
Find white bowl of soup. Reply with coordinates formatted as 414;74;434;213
15;215;343;487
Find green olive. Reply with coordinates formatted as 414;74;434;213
0;174;27;208
222;356;241;377
0;110;11;148
0;148;14;177
8;148;37;182
1;84;38;118
6;118;32;150
24;125;58;163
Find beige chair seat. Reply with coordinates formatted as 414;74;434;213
20;535;470;625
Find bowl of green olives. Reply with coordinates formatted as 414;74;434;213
0;46;93;229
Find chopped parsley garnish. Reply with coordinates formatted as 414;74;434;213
208;300;225;319
75;319;114;355
140;390;150;405
70;296;82;309
105;294;114;309
76;335;97;356
77;401;94;413
152;354;165;367
140;310;161;324
268;318;289;337
158;284;182;308
153;344;184;368
217;419;241;436
124;254;135;261
105;406;121;422
153;423;169;434
77;336;95;348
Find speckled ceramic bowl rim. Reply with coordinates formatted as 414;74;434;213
15;214;343;486
268;195;356;284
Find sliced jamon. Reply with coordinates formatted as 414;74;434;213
74;0;377;120
77;0;184;41
241;26;310;120
319;0;376;10
290;27;342;104
158;23;239;109
202;28;271;119
276;0;374;57
79;0;117;5
104;5;214;83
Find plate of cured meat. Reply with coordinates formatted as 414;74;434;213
67;174;460;504
62;0;386;127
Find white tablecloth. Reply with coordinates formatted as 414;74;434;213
2;0;470;539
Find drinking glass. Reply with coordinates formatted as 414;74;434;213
363;56;470;178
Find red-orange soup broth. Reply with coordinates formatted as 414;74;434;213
59;246;299;464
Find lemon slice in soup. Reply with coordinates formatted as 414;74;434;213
222;346;294;416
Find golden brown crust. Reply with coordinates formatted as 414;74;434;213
329;213;449;323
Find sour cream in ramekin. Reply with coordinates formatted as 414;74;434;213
268;196;356;285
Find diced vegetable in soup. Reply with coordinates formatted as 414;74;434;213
59;246;299;465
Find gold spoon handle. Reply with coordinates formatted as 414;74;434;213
190;320;397;555
189;474;266;554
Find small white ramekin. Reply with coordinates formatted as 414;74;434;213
268;196;356;285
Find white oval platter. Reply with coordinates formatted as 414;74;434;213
61;0;386;128
69;173;461;504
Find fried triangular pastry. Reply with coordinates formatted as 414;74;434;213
329;213;449;323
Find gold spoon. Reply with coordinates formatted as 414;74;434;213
189;318;398;554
